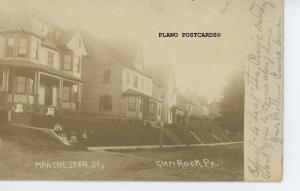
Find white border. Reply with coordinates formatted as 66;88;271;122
1;0;300;190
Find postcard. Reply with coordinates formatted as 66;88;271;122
0;0;283;181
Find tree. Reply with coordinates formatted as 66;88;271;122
220;69;244;136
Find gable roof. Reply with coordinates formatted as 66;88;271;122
1;9;88;55
57;28;78;46
101;38;143;67
144;64;173;86
81;31;150;78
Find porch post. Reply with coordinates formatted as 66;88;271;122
11;71;15;106
0;67;5;106
1;67;4;92
3;68;9;110
58;78;63;108
6;69;9;92
34;71;40;112
77;82;82;111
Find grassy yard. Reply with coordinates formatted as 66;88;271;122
0;125;243;181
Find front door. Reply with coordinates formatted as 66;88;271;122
44;85;53;106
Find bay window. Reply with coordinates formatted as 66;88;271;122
17;37;28;58
15;76;34;95
31;39;39;60
15;76;26;94
5;37;15;57
28;79;34;95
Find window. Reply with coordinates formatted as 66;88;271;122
133;75;138;88
140;100;143;112
74;56;81;73
99;95;112;111
0;69;3;91
140;78;144;90
150;102;157;121
17;38;28;58
31;39;39;60
147;81;150;92
158;105;161;116
63;53;72;70
127;72;130;85
15;76;26;94
47;51;54;65
103;69;110;83
27;79;34;95
72;85;78;102
128;96;136;111
5;37;15;57
63;87;71;101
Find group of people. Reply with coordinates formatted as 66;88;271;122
53;122;94;147
68;130;91;146
48;107;93;147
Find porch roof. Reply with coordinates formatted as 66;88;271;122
170;105;186;112
0;60;84;83
122;89;162;103
188;112;201;119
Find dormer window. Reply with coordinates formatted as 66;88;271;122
17;37;28;58
5;37;15;57
63;53;72;71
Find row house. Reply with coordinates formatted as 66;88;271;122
175;92;211;129
196;96;210;117
81;33;162;126
145;65;184;127
208;99;221;118
0;9;88;125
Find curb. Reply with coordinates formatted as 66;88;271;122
88;141;244;151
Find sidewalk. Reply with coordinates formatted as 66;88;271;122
88;141;244;151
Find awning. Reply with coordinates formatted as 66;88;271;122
170;105;186;116
188;113;200;118
122;89;162;102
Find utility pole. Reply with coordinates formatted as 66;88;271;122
159;122;164;148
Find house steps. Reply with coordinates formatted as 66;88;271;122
163;128;183;145
11;112;32;126
189;131;203;144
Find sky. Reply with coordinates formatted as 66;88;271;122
0;0;247;99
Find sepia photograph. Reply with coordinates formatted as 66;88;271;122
0;0;283;181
